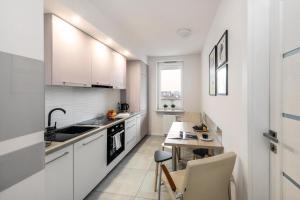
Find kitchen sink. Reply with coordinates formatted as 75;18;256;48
54;126;97;134
45;126;97;142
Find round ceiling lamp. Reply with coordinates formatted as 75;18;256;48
176;28;192;38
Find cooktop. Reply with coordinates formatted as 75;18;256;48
77;116;123;126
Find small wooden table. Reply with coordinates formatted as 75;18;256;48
164;122;223;171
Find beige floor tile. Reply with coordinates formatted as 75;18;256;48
84;191;134;200
136;170;172;200
119;152;153;170
95;168;148;196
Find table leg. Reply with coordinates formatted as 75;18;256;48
172;146;177;171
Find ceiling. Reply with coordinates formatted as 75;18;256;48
88;0;221;57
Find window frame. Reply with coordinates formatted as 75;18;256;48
156;61;184;111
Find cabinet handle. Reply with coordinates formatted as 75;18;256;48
62;81;90;87
46;152;69;165
82;134;104;146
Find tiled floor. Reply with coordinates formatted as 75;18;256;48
85;136;174;200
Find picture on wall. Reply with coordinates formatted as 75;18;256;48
217;64;228;95
216;30;228;67
209;46;217;96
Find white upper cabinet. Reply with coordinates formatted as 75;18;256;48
112;51;126;89
45;14;92;87
91;40;114;86
126;61;148;112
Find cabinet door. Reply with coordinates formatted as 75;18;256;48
112;52;126;89
140;66;147;112
74;130;107;200
141;112;148;138
45;145;73;200
91;40;113;86
51;15;92;87
125;117;137;152
136;115;142;142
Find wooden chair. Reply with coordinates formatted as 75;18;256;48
159;152;236;200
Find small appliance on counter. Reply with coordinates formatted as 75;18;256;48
118;102;129;113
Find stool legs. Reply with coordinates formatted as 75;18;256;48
158;163;162;200
154;162;159;192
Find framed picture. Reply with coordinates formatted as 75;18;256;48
216;30;228;68
217;64;228;95
209;46;217;96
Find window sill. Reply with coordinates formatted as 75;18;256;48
156;109;185;114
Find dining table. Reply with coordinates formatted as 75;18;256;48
164;122;224;171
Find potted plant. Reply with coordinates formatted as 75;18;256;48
171;104;176;110
163;104;168;110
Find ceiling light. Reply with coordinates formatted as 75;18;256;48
176;28;192;38
123;50;130;56
71;15;81;24
106;38;113;45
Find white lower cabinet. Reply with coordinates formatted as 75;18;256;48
45;145;74;200
125;117;137;153
74;130;107;200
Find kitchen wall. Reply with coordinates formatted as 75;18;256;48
200;0;248;199
148;54;202;135
45;86;120;128
0;0;45;199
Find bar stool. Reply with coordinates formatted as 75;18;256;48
154;150;172;195
193;148;209;159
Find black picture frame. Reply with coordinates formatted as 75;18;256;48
217;64;228;95
216;30;228;68
209;46;217;96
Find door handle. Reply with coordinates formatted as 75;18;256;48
263;130;278;143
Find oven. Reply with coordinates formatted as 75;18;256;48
107;122;125;165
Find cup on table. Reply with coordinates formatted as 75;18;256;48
202;133;208;139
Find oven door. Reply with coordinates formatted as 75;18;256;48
107;130;125;165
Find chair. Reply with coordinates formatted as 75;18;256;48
159;152;236;200
154;150;173;192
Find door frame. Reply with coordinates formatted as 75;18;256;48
247;0;272;199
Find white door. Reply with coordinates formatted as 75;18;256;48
268;0;300;199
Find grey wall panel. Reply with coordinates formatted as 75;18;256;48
0;51;44;141
0;142;45;192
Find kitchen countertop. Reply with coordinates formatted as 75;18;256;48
45;112;141;155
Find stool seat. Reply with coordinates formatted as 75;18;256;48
193;148;208;157
154;150;172;163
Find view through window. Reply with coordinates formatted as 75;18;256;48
157;61;183;110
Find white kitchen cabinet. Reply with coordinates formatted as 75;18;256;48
112;51;126;89
45;14;92;87
136;112;148;143
91;40;114;86
74;130;107;200
126;61;148;112
45;145;73;200
125;117;137;153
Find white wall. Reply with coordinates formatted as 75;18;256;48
45;86;120;128
148;54;202;135
200;0;248;199
0;0;44;61
0;0;45;199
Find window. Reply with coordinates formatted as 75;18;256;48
157;61;183;111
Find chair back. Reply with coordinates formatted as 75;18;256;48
182;152;236;200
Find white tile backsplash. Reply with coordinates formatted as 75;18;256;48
45;86;120;128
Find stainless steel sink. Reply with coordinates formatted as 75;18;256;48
45;126;97;142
